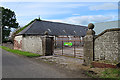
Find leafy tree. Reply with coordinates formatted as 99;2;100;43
1;7;19;42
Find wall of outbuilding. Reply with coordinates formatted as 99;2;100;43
22;35;43;55
14;35;43;55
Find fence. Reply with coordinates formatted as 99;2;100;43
54;36;84;58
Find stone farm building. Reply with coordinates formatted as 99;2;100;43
14;19;87;55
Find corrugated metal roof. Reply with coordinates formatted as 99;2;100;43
18;20;88;37
94;20;119;35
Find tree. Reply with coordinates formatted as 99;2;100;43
1;7;19;42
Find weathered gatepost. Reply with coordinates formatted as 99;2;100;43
42;31;54;56
83;23;95;66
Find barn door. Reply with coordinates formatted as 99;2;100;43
45;37;54;56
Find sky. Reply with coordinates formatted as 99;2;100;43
0;0;119;27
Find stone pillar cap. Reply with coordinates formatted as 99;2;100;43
87;23;95;35
88;23;94;29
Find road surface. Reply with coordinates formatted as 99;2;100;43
2;49;70;78
2;49;89;78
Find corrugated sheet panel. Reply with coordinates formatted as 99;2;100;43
94;20;119;35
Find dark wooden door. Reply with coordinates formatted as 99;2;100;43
45;37;54;55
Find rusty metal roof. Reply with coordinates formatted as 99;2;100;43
18;20;88;37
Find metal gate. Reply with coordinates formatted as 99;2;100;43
54;36;84;58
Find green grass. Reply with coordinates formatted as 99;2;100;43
85;68;120;79
0;46;41;57
85;71;98;78
100;68;120;79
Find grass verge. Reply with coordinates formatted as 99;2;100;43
0;46;41;57
85;68;120;79
85;71;98;78
100;68;120;79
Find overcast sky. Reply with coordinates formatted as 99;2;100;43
0;0;119;27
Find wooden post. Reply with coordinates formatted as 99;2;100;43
74;36;76;57
51;37;54;55
55;36;56;49
77;36;79;48
82;37;84;47
62;38;63;55
79;36;81;47
67;35;69;42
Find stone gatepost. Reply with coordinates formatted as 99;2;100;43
83;23;95;66
42;31;54;56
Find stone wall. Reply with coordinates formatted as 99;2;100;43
14;35;22;50
22;35;43;55
83;23;120;66
94;29;120;63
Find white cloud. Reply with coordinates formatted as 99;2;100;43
89;3;118;10
63;4;86;8
49;15;116;25
16;10;71;17
48;20;63;23
1;0;119;2
5;2;85;17
25;3;87;9
72;14;80;15
4;3;72;17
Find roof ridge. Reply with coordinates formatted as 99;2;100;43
39;20;86;28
